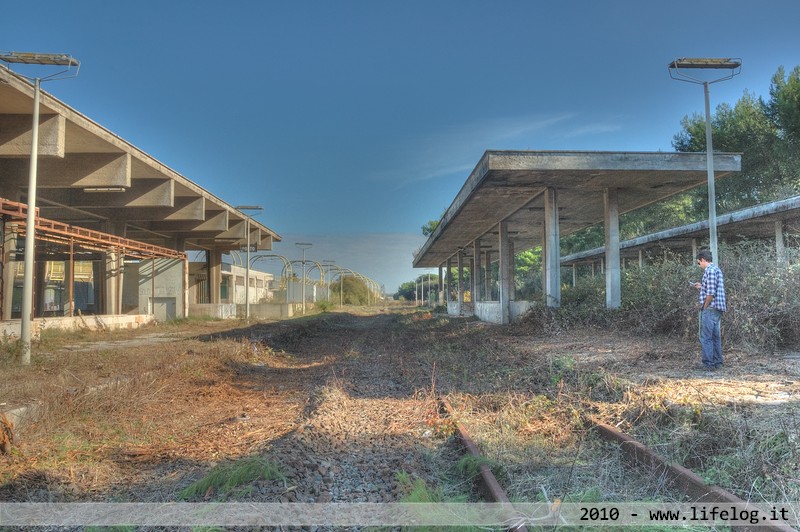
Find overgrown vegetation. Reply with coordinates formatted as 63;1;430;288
400;303;798;509
2;305;797;518
619;389;800;503
524;241;800;351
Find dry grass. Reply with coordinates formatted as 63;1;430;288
401;312;800;507
0;317;322;499
1;307;798;512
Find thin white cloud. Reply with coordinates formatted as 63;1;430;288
370;112;580;188
559;122;624;139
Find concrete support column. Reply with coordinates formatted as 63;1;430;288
103;221;126;315
208;250;223;304
498;221;512;324
472;240;481;303
691;239;698;260
544;188;561;308
104;252;122;315
175;238;188;318
638;249;643;268
456;250;464;315
572;264;577;286
604;188;621;309
66;241;74;317
483;250;492;300
438;264;444;305
775;220;786;263
446;258;453;302
541;226;547;297
1;224;17;320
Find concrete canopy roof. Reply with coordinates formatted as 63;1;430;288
413;150;741;268
0;67;280;253
561;195;800;265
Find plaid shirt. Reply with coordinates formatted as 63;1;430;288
700;263;727;312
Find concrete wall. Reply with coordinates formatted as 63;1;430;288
243;303;299;319
0;314;155;339
187;303;300;320
510;301;535;321
474;301;501;322
188;303;238;320
472;300;535;323
138;258;184;321
447;301;460;316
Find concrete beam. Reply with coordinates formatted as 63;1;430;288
258;233;273;251
132;210;229;233
561;195;800;265
124;179;174;207
162;197;205;221
216;219;246;239
37;179;174;208
3;153;131;188
184;210;229;232
0;114;65;157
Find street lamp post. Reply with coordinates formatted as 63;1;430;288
235;205;262;319
295;242;312;314
669;57;741;263
0;51;80;364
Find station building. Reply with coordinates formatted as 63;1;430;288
0;67;280;334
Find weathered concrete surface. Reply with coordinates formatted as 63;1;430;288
414;150;741;269
0;314;155;339
0;67;280;253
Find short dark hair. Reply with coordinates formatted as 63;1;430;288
696;250;713;262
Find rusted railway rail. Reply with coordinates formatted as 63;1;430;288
441;398;796;532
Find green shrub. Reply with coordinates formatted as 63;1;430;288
315;299;333;312
553;241;800;351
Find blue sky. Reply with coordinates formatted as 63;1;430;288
4;1;799;293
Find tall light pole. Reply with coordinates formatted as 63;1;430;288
0;51;80;364
235;205;262;319
669;57;741;263
295;242;312;314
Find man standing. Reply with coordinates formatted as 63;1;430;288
692;250;726;370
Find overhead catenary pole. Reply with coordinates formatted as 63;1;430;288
295;242;312;314
235;205;262;320
669;57;741;263
0;51;80;364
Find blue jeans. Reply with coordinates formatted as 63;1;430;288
699;308;723;368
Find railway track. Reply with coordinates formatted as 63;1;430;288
441;396;797;530
2;309;798;530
